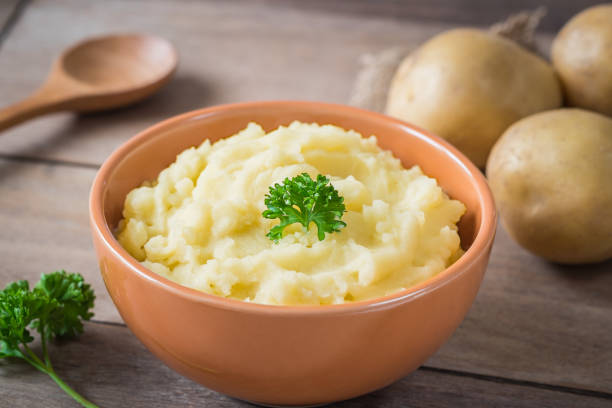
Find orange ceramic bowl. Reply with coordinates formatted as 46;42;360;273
89;101;496;406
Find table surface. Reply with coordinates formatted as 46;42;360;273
1;0;611;407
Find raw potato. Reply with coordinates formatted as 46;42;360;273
486;109;612;264
552;4;612;116
386;29;562;168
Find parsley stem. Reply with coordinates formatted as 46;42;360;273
18;346;47;373
40;324;53;368
22;343;46;369
45;364;99;408
22;343;99;408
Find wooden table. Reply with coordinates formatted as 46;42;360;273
1;1;610;406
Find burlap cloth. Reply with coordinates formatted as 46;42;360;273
348;8;547;113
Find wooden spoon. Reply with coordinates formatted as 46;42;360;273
0;33;178;132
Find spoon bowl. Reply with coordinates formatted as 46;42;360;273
60;34;177;109
0;33;178;131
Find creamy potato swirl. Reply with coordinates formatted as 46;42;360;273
116;122;465;305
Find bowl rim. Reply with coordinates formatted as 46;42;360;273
89;100;496;316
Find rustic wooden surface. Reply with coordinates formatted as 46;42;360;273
1;0;611;407
3;322;611;408
0;0;21;30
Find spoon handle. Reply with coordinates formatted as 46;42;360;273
0;91;64;133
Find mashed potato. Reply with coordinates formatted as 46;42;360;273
116;122;465;305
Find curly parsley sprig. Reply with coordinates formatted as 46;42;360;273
0;271;97;408
263;173;346;242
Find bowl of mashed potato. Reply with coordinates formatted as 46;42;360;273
89;101;496;406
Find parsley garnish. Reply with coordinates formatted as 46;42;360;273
263;173;346;242
0;271;97;407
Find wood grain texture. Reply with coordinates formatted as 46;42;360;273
0;151;611;395
0;158;118;322
0;0;611;406
1;322;610;408
0;0;576;166
0;0;456;165
0;0;20;34
430;225;612;393
273;0;605;33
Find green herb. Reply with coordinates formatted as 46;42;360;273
0;271;97;408
263;173;346;242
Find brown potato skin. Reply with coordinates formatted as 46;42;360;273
386;29;562;168
486;109;612;264
552;4;612;117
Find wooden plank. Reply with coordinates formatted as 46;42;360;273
0;0;20;34
429;225;612;393
0;0;573;166
0;158;119;322
0;0;611;401
1;322;610;408
0;0;453;165
277;0;605;33
1;159;611;394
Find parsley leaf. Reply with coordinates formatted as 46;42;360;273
0;280;43;357
0;271;97;408
263;173;346;242
34;270;95;339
